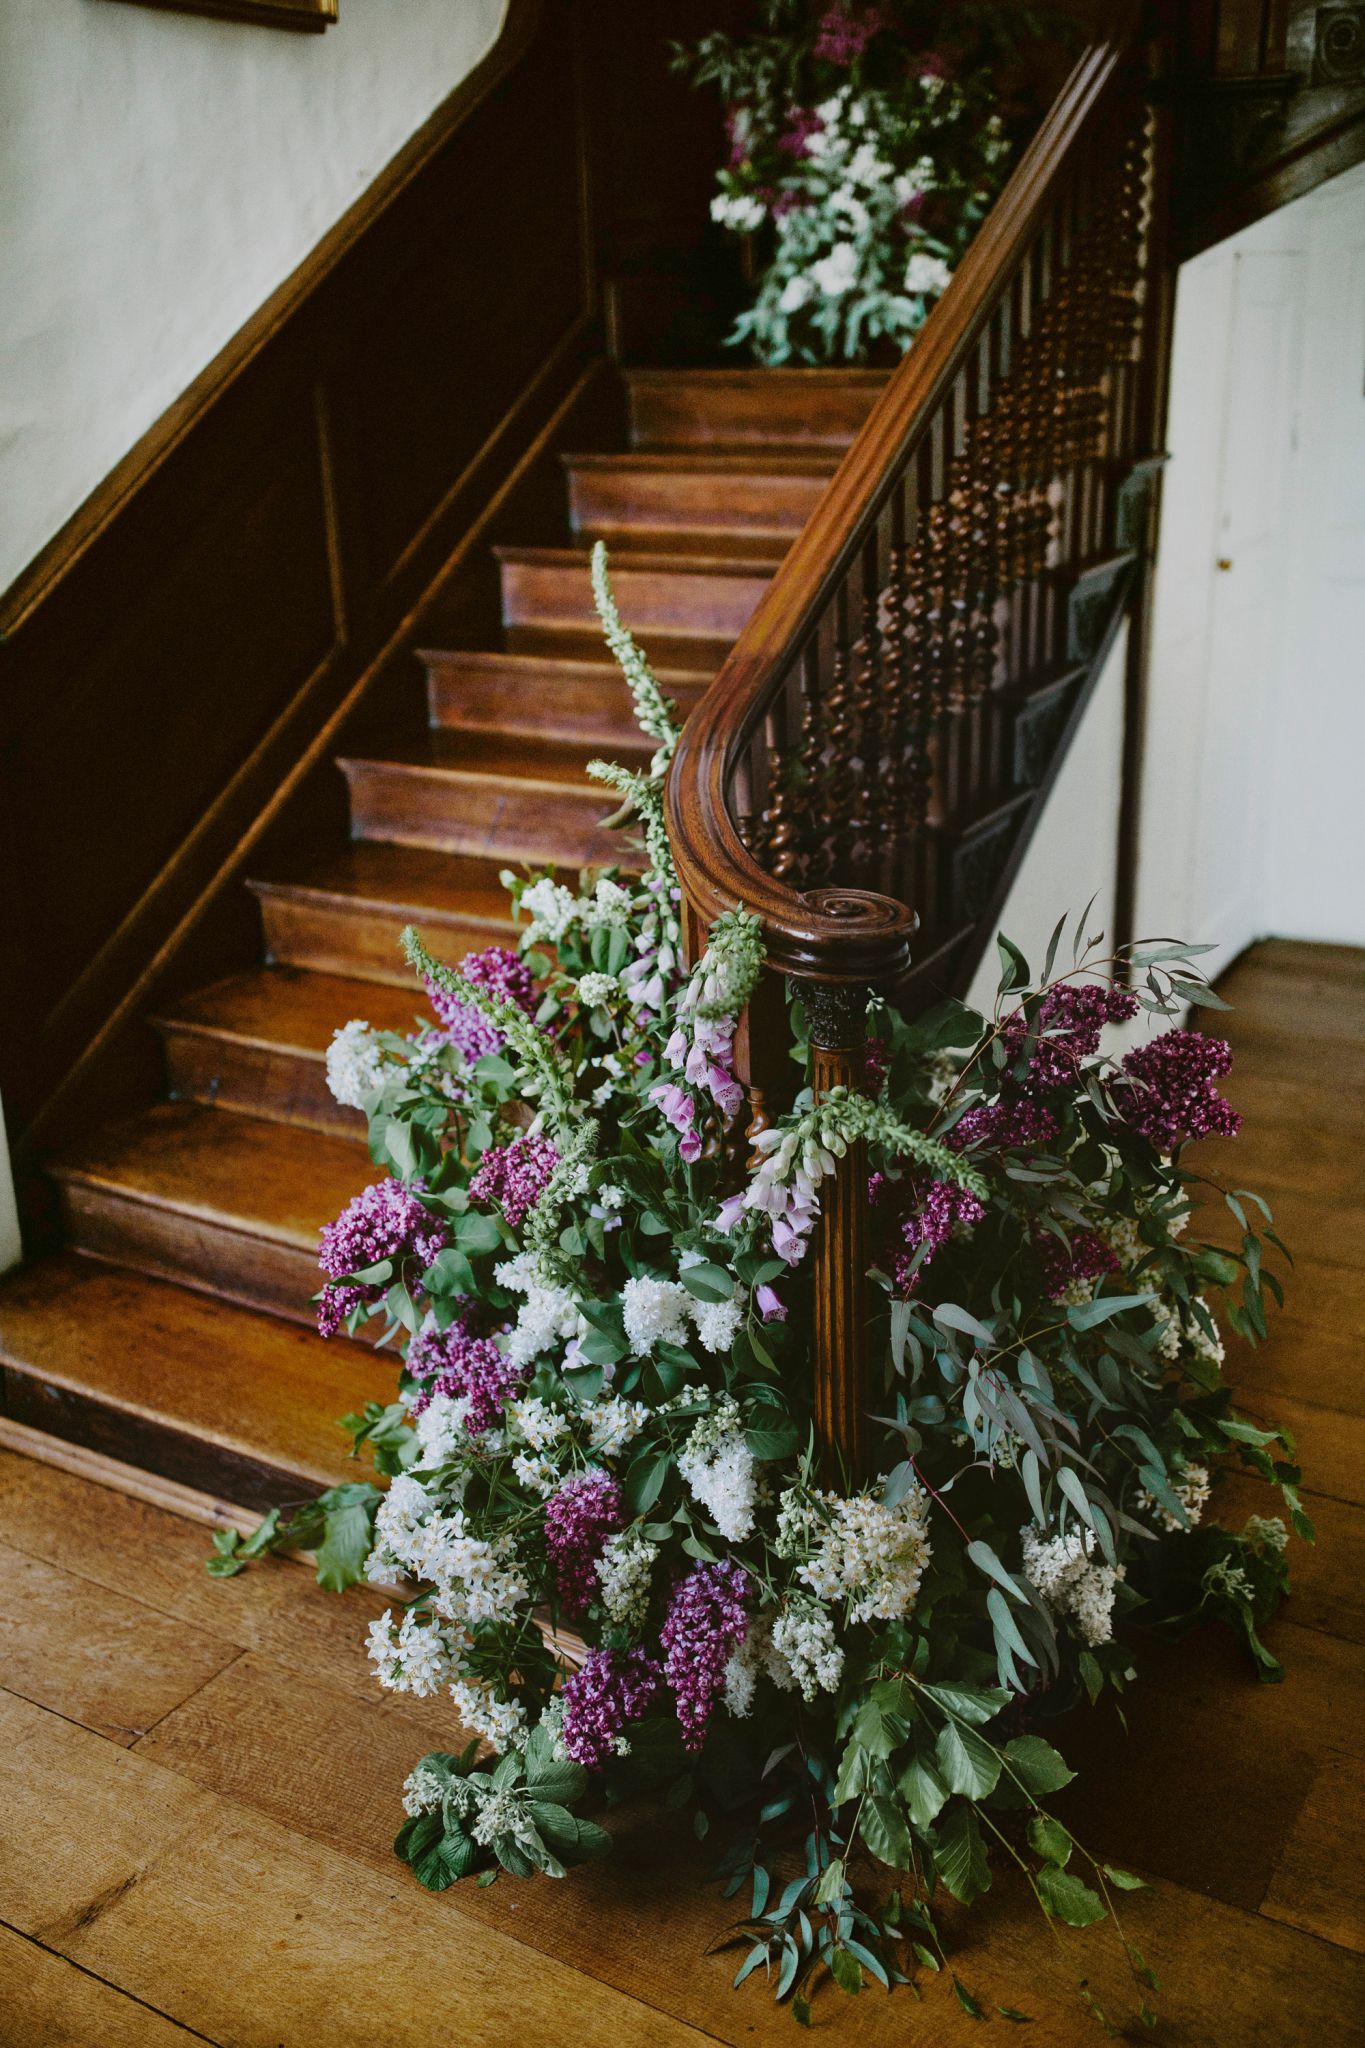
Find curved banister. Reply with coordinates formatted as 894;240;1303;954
665;12;1144;989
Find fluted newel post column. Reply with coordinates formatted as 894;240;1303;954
802;980;872;1485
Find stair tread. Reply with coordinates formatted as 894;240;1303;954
494;537;788;573
250;842;519;927
417;644;716;689
563;448;840;477
51;1101;364;1252
151;967;427;1059
338;728;652;791
0;1251;390;1495
622;366;888;389
501;624;731;673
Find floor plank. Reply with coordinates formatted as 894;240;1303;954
0;1542;240;1747
1259;1750;1365;1953
0;1690;713;2048
0;1922;208;2046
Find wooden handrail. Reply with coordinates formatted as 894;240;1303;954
665;15;1143;990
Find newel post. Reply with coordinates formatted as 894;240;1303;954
801;980;872;1485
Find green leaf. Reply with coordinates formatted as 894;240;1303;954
834;1739;873;1804
996;933;1031;993
678;1262;734;1304
314;1490;381;1592
454;1211;504;1256
1067;1292;1155;1331
936;1723;1002;1800
920;1682;1009;1728
1027;1814;1072;1866
1037;1865;1106;1927
852;1696;900;1760
935;1805;990;1905
954;1976;985;2018
860;1794;913;1870
792;1993;812;2027
1003;1735;1074;1798
744;1417;799;1462
898;1757;948;1828
814;1856;846;1906
1101;1864;1147;1891
829;1947;863;1996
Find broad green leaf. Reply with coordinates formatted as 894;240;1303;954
1102;1864;1147;1891
1037;1865;1106;1926
1003;1735;1075;1798
1067;1291;1155;1331
935;1805;990;1905
936;1722;1002;1800
919;1682;1009;1728
898;1757;948;1828
829;1947;863;1996
1027;1814;1072;1866
860;1794;913;1870
679;1262;735;1304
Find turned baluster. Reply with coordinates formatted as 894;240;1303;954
801;979;872;1483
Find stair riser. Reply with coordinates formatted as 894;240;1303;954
500;556;770;639
254;887;512;985
425;656;707;748
57;1183;321;1330
343;762;624;867
627;374;883;449
566;462;829;539
157;1025;366;1142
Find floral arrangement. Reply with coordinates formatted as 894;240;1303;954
214;544;1308;2028
674;3;1060;364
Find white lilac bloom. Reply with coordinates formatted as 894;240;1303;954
325;1019;386;1109
518;877;582;945
394;1510;528;1629
1139;1462;1212;1534
449;1675;529;1754
401;1764;446;1817
778;1484;932;1627
1021;1526;1123;1647
583;878;633;930
678;1397;756;1542
595;1527;658;1626
723;1608;800;1716
576;971;620;1009
511;1451;560;1498
779;273;814;313
771;1595;844;1702
414;1392;476;1469
583;1395;650;1459
711;191;767;232
622;1274;691;1355
904;251;954;298
504;1284;579;1371
506;1395;570;1453
810;240;859;299
367;1608;455;1697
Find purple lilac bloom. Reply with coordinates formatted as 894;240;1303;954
424;945;537;1066
892;1177;987;1296
777;105;825;158
315;1180;449;1338
948;1095;1061;1154
1000;982;1141;1096
814;2;885;65
1037;1227;1120;1302
1115;1030;1242;1150
863;1035;889;1093
468;1132;559;1229
660;1561;750;1753
406;1311;522;1432
558;1648;664;1771
544;1471;625;1620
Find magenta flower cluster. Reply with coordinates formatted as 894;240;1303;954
557;1647;664;1772
406;1310;522;1433
660;1560;751;1753
315;1180;449;1338
543;1470;624;1620
949;1095;1061;1155
1115;1030;1242;1151
890;1175;987;1297
424;945;537;1067
1037;1227;1120;1302
777;104;825;159
468;1133;559;1229
1002;982;1141;1095
813;2;885;66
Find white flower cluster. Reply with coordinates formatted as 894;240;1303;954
414;1391;477;1470
576;971;619;1009
1243;1514;1288;1556
595;1526;658;1626
582;1394;650;1459
771;1595;844;1701
722;1609;799;1717
497;1253;580;1371
678;1395;756;1542
622;1274;690;1355
367;1606;455;1696
368;1476;529;1630
402;1763;447;1816
517;877;582;946
1139;1462;1211;1534
326;1018;387;1109
1021;1525;1123;1647
778;1483;932;1627
449;1675;529;1753
711;190;767;233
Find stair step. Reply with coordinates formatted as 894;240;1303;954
422;646;712;749
50;1102;368;1328
564;448;836;543
250;843;517;985
625;367;887;450
497;543;776;640
151;967;425;1138
0;1251;390;1511
339;731;648;867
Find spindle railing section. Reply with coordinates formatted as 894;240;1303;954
666;16;1167;1476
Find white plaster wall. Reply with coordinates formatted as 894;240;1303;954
0;0;508;592
965;620;1129;1014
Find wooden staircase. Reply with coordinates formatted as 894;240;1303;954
0;367;885;1515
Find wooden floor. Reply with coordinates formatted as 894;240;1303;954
0;938;1361;2045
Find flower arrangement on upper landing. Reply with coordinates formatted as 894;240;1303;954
673;2;1066;364
212;541;1309;2030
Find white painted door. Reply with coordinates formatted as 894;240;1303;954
1188;248;1304;963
